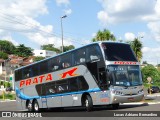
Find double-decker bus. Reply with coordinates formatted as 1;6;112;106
14;42;144;112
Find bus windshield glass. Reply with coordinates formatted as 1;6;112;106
102;43;137;61
108;65;142;86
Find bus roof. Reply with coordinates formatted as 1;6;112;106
14;41;129;71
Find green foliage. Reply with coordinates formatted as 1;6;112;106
142;61;148;64
7;82;10;87
33;56;45;62
0;40;15;54
0;80;3;85
141;64;160;83
92;29;116;42
0;52;8;59
41;44;75;53
41;44;61;53
61;45;75;52
129;38;142;62
14;44;33;57
0;93;16;100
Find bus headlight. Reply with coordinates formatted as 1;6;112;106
138;89;143;94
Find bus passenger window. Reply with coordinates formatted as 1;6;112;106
49;88;55;94
57;85;68;93
80;58;85;63
53;65;59;70
74;48;86;65
23;67;32;79
90;55;99;61
56;80;69;93
78;76;89;90
46;83;56;95
61;53;71;68
69;78;78;92
86;45;101;62
62;62;70;68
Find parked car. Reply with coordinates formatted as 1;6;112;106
148;86;160;94
6;87;13;92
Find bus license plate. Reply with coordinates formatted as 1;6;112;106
128;98;134;101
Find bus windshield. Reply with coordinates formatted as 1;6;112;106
102;43;137;61
108;65;142;86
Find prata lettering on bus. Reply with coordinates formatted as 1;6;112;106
60;68;78;79
19;74;53;88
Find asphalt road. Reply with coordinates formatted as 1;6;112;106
0;102;160;120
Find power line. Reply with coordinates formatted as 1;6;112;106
0;9;86;45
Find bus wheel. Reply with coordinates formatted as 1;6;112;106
27;101;33;112
33;100;39;112
84;95;93;112
112;103;119;109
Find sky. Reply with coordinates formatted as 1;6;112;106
0;0;160;65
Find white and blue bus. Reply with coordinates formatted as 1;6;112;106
14;42;144;112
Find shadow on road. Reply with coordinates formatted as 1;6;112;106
38;103;149;113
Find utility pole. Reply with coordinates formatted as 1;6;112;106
60;15;67;53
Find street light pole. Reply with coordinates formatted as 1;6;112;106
60;15;67;53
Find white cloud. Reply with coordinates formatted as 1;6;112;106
0;0;74;49
147;21;160;42
97;11;110;25
0;30;18;45
0;0;48;18
142;47;160;65
55;0;70;6
124;32;135;41
27;32;72;48
97;0;158;25
64;9;72;15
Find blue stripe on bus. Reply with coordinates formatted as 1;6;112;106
15;87;101;100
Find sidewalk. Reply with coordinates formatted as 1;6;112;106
122;93;160;105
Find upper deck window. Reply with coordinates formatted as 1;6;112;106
102;43;137;61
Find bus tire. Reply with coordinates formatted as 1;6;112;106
27;101;33;112
32;100;39;112
112;103;119;109
84;95;93;112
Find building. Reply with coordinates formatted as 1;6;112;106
0;59;4;75
33;50;57;58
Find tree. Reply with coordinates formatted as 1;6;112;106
0;52;8;59
61;45;75;52
33;56;45;62
0;40;15;54
157;64;160;67
141;64;160;83
92;29;116;42
130;38;142;62
14;44;33;57
142;61;148;64
41;44;75;53
41;44;61;53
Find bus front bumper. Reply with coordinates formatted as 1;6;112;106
111;93;144;104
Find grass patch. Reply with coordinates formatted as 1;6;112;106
142;99;155;103
0;93;16;100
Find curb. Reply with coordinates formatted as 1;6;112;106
0;99;16;102
145;94;160;97
121;102;160;105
